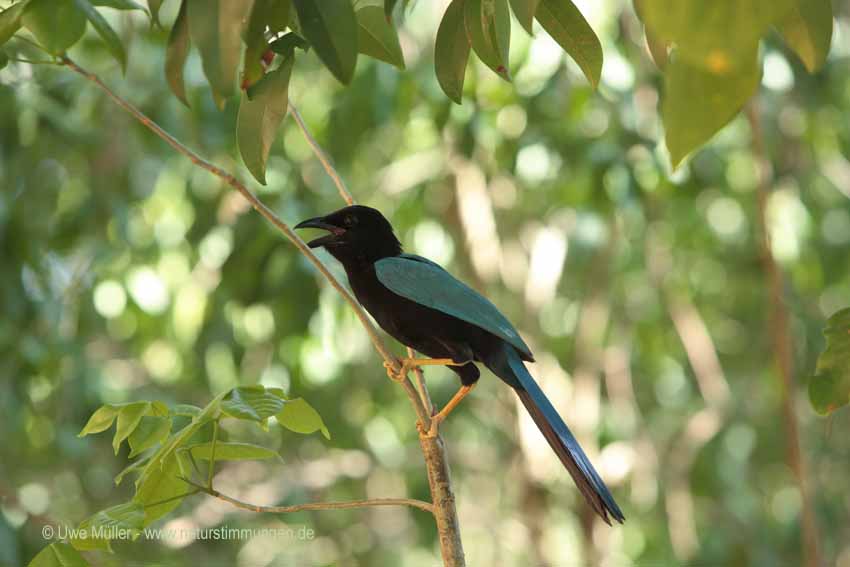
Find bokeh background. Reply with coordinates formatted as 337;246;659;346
2;0;850;565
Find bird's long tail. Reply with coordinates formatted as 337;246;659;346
486;344;625;525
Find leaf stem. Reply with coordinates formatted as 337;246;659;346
207;419;219;489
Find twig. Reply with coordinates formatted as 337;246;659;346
409;347;433;415
207;419;219;489
746;102;820;567
179;476;434;514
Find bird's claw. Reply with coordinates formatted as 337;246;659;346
383;359;406;383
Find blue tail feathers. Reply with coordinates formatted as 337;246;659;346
486;343;625;524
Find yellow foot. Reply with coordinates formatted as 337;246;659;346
385;357;465;382
383;359;406;383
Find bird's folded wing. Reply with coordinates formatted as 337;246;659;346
374;254;533;360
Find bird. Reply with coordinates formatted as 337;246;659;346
295;204;625;525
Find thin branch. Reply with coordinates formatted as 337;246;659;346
746;102;820;567
207;419;219;489
179;476;434;514
288;103;355;206
409;347;433;415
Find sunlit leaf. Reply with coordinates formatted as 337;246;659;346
79;405;120;437
114;455;151;485
70;501;145;552
128;416;172;457
165;0;190;106
275;397;330;439
170;403;202;417
777;0;832;73
243;0;274;88
356;5;404;69
187;0;254;106
182;441;282;462
435;0;470;103
74;0;127;71
21;0;86;55
0;1;32;47
810;307;850;415
113;402;151;454
464;0;510;80
509;0;539;35
662;50;760;167
133;452;190;523
221;385;288;422
27;543;88;567
535;0;602;87
292;0;358;84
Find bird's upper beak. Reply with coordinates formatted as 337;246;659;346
294;215;347;248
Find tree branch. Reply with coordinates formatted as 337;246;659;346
179;476;434;514
746;102;820;567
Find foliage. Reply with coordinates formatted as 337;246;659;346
810;308;850;416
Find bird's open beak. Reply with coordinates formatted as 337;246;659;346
294;216;346;248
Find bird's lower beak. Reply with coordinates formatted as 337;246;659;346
294;216;346;248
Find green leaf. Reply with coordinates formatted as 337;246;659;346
221;385;288;422
74;0;127;71
0;1;32;47
0;51;7;70
70;501;145;552
435;0;470;104
148;0;163;25
292;0;358;84
27;543;88;567
269;0;292;32
662;50;760;167
128;416;172;457
165;0;190;106
243;0;274;88
112;402;151;454
114;455;151;485
269;32;309;56
356;5;404;69
776;0;832;73
187;0;254;106
182;441;282;462
170;403;202;417
21;0;86;55
384;0;398;20
639;0;793;71
809;307;850;415
237;56;293;184
535;0;602;87
275;397;330;439
509;0;539;35
134;452;189;523
464;0;510;80
79;405;120;437
91;0;146;11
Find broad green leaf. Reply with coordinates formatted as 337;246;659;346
21;0;86;55
70;501;144;552
639;0;793;71
535;0;602;87
91;0;146;11
0;1;32;47
74;0;127;71
114;455;151;485
809;308;850;415
134;452;189;523
269;0;292;32
148;0;163;25
79;405;120;436
27;543;88;567
165;0;190;106
509;0;539;34
170;403;202;417
356;5;404;69
243;0;274;88
221;385;288;422
187;0;254;106
777;0;832;73
435;0;469;104
292;0;358;84
464;0;510;80
237;56;293;184
113;402;151;454
662;51;760;167
182;441;282;462
128;416;171;457
275;397;330;439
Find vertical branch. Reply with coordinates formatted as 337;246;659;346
747;103;820;567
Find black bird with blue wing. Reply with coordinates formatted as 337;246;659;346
296;205;624;525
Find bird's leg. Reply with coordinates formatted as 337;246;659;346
420;382;477;438
384;357;463;383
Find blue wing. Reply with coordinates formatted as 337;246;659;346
374;254;533;360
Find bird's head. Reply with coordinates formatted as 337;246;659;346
295;205;402;269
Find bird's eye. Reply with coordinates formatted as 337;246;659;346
344;215;357;227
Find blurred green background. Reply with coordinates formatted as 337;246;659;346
2;0;850;565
